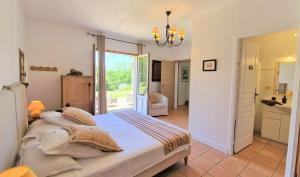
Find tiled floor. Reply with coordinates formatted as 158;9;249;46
155;106;287;177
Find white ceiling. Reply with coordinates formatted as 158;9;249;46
22;0;238;41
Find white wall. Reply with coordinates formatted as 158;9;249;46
178;61;190;106
189;0;300;153
171;43;192;61
144;42;191;61
26;19;96;110
0;0;26;87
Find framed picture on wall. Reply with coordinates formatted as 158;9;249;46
203;59;217;71
181;67;189;82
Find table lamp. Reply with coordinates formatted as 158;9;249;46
28;100;45;118
0;166;37;177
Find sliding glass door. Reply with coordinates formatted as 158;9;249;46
105;52;136;112
94;51;149;114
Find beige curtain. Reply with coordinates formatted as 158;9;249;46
137;43;143;55
97;35;107;114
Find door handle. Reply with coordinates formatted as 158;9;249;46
254;89;259;97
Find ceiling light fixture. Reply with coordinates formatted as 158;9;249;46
152;11;185;47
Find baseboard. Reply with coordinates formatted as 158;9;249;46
192;135;229;154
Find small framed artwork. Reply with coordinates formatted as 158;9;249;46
181;67;189;82
203;59;217;71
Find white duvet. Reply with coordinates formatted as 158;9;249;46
53;113;190;177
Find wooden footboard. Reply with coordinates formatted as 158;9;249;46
134;146;191;177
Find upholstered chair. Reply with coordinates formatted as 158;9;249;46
149;93;168;116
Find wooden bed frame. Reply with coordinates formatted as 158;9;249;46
0;83;28;171
0;83;190;176
135;151;190;177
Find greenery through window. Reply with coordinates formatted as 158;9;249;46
138;55;148;95
104;52;136;111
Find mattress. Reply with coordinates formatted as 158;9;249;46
53;113;190;177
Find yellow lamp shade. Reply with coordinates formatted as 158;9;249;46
286;91;293;96
28;100;45;117
152;27;159;36
170;25;176;34
171;36;176;41
178;29;185;39
0;166;37;177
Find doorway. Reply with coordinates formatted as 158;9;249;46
233;29;298;176
155;60;190;129
175;60;190;109
94;51;150;114
104;52;137;112
95;51;137;113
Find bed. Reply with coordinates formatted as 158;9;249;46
0;83;191;177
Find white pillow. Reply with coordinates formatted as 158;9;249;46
23;119;63;141
41;111;78;127
19;139;81;177
39;128;105;159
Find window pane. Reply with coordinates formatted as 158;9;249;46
138;55;148;95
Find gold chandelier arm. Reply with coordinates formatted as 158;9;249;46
156;40;169;47
171;40;183;47
155;37;183;47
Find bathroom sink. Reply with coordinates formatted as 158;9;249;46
261;99;292;108
275;103;292;109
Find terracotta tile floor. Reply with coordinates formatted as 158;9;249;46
155;106;287;177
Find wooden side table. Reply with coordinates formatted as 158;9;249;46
28;116;40;125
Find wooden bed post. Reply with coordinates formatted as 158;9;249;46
184;156;188;165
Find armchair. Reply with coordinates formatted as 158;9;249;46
149;93;168;116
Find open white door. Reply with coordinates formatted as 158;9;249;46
234;40;259;153
136;53;150;114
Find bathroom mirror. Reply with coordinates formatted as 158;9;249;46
274;62;296;95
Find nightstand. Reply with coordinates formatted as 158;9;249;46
28;116;40;125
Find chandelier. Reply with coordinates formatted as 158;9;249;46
152;11;185;47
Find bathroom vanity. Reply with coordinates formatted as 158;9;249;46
260;61;295;144
261;104;291;144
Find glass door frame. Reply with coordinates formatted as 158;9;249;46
136;53;150;114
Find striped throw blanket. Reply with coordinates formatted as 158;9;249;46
114;110;190;154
